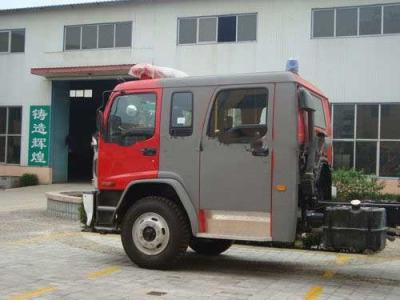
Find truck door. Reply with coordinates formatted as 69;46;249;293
97;89;161;190
199;85;273;241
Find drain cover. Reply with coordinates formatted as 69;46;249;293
147;291;167;296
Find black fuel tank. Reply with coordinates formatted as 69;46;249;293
322;205;386;252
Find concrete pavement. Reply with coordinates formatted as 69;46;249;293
0;185;400;300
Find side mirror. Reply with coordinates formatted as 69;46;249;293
299;88;315;112
96;109;107;137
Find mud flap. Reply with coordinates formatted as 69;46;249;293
83;191;95;227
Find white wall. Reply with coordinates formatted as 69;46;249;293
0;0;399;166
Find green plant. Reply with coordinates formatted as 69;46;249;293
19;173;39;187
79;203;87;225
332;169;384;201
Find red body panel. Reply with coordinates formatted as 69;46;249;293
97;80;162;190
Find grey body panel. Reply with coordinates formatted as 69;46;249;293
271;83;299;242
115;178;198;234
159;86;216;213
134;73;301;242
199;84;274;212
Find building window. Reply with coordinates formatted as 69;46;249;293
332;103;400;177
178;13;257;45
69;90;92;98
198;17;217;42
336;7;358;36
312;3;400;38
0;29;25;53
64;22;132;51
384;5;400;34
170;92;193;136
312;9;334;38
359;6;382;35
0;107;22;164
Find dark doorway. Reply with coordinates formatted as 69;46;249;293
66;80;117;181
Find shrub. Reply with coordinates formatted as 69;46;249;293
19;173;39;187
332;169;384;201
79;203;87;225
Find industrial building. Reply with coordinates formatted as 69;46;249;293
0;0;399;191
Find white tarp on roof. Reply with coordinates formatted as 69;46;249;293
129;64;188;79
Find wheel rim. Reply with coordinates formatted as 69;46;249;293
132;212;170;255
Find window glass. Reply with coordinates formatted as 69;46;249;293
218;16;237;42
10;29;25;53
381;104;400;139
65;26;81;50
237;14;257;41
311;95;326;129
336;8;358;36
0;31;9;52
359;6;382;35
171;92;193;128
333;141;354;170
313;9;334;37
356;104;378;139
98;24;114;48
384;5;400;34
108;93;156;144
380;142;400;177
7;136;21;164
356;142;377;174
0;107;6;134
7;107;22;134
178;18;197;44
333;105;354;138
0;136;5;163
82;25;97;49
208;88;268;144
198;17;217;42
115;22;132;47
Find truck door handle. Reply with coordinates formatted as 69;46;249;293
252;147;269;157
141;147;157;156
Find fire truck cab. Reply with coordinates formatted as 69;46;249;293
88;71;386;269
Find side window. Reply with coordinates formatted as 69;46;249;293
311;95;326;129
208;88;268;144
170;92;193;137
107;93;156;145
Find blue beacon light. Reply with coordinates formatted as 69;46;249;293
286;59;299;74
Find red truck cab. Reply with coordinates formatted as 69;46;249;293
85;72;386;269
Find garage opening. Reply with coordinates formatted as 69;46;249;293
67;80;117;181
52;79;119;182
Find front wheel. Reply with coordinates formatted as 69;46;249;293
121;196;190;269
189;238;232;256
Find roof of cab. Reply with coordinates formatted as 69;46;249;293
114;71;326;98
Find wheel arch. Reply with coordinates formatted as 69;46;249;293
114;179;198;234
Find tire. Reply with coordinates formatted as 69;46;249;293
189;238;232;256
121;196;190;269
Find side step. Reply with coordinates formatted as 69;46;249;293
93;226;118;233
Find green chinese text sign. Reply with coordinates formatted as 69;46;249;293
28;105;51;166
